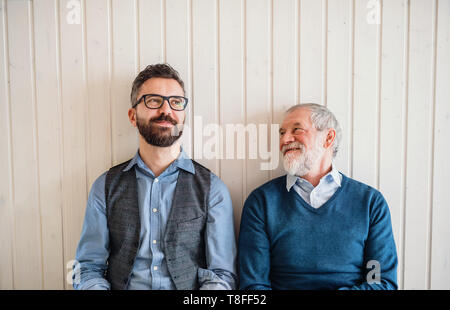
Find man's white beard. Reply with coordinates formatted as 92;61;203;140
282;137;324;177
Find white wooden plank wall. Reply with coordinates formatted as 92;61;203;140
0;0;449;290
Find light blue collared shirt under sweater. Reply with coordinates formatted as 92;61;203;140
286;163;342;209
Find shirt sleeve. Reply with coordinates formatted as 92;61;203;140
338;191;398;290
73;172;111;290
198;173;238;290
238;191;272;290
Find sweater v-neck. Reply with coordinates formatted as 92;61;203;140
287;173;348;214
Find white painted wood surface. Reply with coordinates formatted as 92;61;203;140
33;0;65;289
326;0;352;177
403;0;436;290
218;0;245;235
431;0;450;290
378;0;408;290
0;0;449;290
6;0;43;289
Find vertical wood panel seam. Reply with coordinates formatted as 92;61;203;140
401;0;411;290
109;0;115;165
28;0;44;289
216;0;221;178
52;0;65;288
82;0;88;198
81;0;89;225
297;0;301;103
349;0;355;178
188;0;194;159
2;0;16;289
268;0;273;181
322;0;328;107
242;0;247;204
54;0;66;289
135;0;140;72
376;0;383;190
427;0;438;290
80;0;90;289
161;0;166;62
107;0;113;167
295;0;299;105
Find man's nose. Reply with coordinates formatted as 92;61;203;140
158;98;172;114
280;132;294;149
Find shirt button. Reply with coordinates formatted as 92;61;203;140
154;178;159;183
153;266;158;271
153;208;158;213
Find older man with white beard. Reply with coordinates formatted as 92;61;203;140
238;103;398;290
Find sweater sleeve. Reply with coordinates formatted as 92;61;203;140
339;191;398;290
238;192;272;290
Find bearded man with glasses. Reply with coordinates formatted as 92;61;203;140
74;63;237;290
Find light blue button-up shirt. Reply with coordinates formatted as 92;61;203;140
286;163;342;208
74;149;237;290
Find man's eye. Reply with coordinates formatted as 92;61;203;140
146;97;163;106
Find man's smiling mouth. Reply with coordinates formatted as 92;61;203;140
283;147;301;155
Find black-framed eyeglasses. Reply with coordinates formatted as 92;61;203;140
133;94;189;111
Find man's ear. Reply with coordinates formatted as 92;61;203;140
128;107;137;127
324;128;336;149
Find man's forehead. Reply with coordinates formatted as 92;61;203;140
139;77;184;95
279;121;305;133
281;108;311;127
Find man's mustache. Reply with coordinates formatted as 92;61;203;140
281;142;304;156
149;114;178;126
147;114;185;137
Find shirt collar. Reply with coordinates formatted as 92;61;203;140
286;162;341;192
327;162;342;186
123;147;195;175
286;173;298;192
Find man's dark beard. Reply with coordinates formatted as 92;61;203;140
136;113;184;147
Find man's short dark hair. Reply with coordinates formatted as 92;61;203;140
130;63;185;107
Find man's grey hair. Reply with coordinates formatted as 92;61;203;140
285;103;342;158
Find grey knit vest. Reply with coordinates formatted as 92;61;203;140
104;158;211;290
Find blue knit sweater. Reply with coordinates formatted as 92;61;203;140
238;173;398;290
